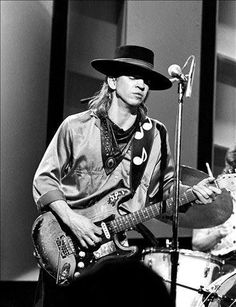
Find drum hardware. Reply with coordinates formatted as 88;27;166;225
142;248;224;307
166;238;172;248
193;270;236;307
204;266;211;278
198;287;236;306
199;286;222;301
164;279;210;293
163;279;236;306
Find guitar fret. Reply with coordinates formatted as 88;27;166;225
151;205;161;217
185;189;196;203
144;210;150;219
116;219;124;232
145;207;153;219
110;206;161;234
136;211;142;222
109;187;204;235
126;216;137;228
166;189;197;213
141;210;146;219
179;189;196;204
149;205;155;216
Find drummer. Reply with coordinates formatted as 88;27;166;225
192;145;236;272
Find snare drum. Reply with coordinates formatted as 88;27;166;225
194;270;236;307
142;248;223;307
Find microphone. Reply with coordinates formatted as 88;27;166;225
168;64;187;82
168;56;196;98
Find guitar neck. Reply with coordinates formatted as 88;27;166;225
109;189;196;234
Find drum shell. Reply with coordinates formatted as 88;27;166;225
142;248;223;307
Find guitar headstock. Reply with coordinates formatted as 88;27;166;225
216;173;236;192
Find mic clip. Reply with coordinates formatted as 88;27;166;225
168;55;196;98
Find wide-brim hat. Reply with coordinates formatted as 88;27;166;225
91;45;172;90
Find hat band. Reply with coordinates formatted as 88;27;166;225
114;58;154;70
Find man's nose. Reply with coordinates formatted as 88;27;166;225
136;79;145;90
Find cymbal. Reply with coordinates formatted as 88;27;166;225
180;164;208;185
160;165;233;229
178;189;233;228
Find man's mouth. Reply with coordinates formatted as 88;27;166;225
133;93;143;99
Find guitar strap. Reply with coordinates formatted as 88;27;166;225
148;123;168;204
130;119;168;198
130;117;155;195
130;121;167;248
100;116;126;175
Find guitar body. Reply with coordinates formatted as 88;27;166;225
32;211;77;285
32;187;137;286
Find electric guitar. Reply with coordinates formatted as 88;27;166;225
31;174;236;286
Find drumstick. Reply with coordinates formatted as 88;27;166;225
206;162;213;177
206;162;219;188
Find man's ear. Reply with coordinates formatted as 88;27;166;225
107;77;117;90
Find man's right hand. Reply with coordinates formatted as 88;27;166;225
49;200;102;249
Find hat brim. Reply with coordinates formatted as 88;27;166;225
91;59;172;90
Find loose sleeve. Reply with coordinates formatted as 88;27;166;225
32;118;72;211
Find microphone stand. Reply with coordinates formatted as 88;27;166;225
170;79;187;304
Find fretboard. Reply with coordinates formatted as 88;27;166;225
109;189;196;234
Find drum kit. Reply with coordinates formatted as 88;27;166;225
141;165;236;307
142;248;236;307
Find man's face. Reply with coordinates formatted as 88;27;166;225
114;75;150;107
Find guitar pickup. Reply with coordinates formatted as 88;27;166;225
101;222;111;239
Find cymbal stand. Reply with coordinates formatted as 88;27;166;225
170;80;187;304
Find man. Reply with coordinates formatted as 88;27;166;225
32;45;221;306
192;145;236;304
192;145;236;269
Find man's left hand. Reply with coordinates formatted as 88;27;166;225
192;177;222;204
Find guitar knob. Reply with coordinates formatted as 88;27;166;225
77;261;85;268
74;272;80;279
78;251;86;258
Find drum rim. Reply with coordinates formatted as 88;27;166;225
203;269;236;306
207;269;236;288
142;247;224;265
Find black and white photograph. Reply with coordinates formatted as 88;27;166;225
1;1;236;306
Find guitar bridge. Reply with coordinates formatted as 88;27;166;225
56;235;75;258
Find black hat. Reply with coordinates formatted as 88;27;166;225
91;45;172;90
